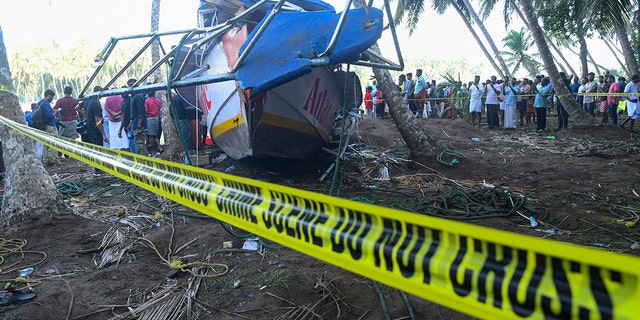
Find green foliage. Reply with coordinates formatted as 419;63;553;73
260;268;292;288
357;56;482;87
500;27;540;77
9;38;153;105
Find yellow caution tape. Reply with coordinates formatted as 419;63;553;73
2;115;639;320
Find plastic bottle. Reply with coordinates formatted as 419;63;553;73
224;165;235;173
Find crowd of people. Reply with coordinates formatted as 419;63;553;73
363;69;640;133
24;80;208;169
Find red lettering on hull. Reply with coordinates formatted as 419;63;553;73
303;78;337;132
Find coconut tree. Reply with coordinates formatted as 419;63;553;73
150;0;180;157
370;45;445;158
364;1;445;159
0;25;69;226
500;27;540;76
459;0;510;77
517;0;598;126
395;0;507;78
496;0;578;77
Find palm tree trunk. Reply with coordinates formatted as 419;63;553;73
614;23;639;76
510;1;577;76
150;0;180;156
0;25;69;226
451;4;504;78
370;44;444;159
460;0;508;78
588;51;602;75
601;35;629;76
518;0;597;126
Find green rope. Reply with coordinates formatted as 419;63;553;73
401;290;416;320
329;65;352;197
408;185;545;221
437;149;465;167
372;280;392;320
56;181;83;199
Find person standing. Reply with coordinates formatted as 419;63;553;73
127;78;149;156
38;89;60;165
404;72;416;114
414;69;427;117
526;77;540;126
619;74;640;131
117;90;135;152
606;75;620;125
485;76;501;129
503;77;520;129
554;73;571;131
53;86;79;142
104;91;128;150
374;88;386;118
517;77;530;126
581;72;598;117
534;77;551;133
468;75;484;127
363;86;373;116
171;91;193;150
145;90;163;156
85;86;109;173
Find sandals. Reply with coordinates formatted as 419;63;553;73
0;290;36;307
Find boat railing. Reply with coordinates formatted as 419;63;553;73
80;0;403;100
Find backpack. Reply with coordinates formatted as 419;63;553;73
29;102;46;131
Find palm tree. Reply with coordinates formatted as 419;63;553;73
370;45;445;158
367;2;445;158
500;27;540;76
517;0;597;126
459;0;509;77
594;0;638;76
150;0;180;156
396;0;507;78
504;1;578;76
0;24;69;226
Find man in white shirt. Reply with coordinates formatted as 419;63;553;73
485;76;502;128
581;72;598;117
619;74;640;131
468;75;484;127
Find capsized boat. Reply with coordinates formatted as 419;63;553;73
80;0;404;160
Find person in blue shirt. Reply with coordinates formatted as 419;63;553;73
534;77;551;133
503;77;520;129
37;89;60;165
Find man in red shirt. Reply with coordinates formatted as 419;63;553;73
144;91;163;156
53;86;79;140
607;74;620;125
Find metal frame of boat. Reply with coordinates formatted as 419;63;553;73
79;0;404;159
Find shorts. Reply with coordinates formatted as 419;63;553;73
469;99;482;113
